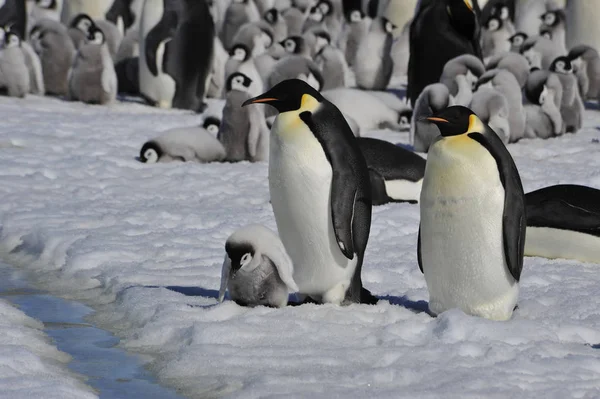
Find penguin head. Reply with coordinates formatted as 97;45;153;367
494;5;510;21
242;78;324;114
87;25;105;45
424;106;484;138
313;30;331;55
550;56;573;75
399;109;413;130
540;10;561;27
347;9;365;23
203;116;221;135
308;5;324;22
485;16;502;32
229;44;249;61
36;0;56;9
227;72;253;93
446;0;478;39
540;28;552;40
381;17;396;35
317;0;333;16
281;36;303;54
509;32;527;48
71;14;95;35
2;30;21;48
225;241;255;275
140;141;162;163
264;8;279;24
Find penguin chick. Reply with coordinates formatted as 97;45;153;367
343;8;371;67
476;69;526;142
549;56;584;134
520;35;561;70
481;15;512;58
219;72;270;162
485;52;530;88
219;224;299;308
439;54;485;106
469;88;511;143
568;45;600;100
20;41;45;95
266;55;323;92
316;0;343;44
410;83;452;153
524;69;563;139
68;26;117;104
353;16;395;90
224;43;265;98
68;13;95;50
208;36;228;99
280;35;312;58
539;9;567;56
315;40;350;90
302;3;326;33
263;8;288;42
0;30;30;98
220;0;261;50
282;6;305;36
231;21;274;57
203;116;222;136
94;19;123;61
139;126;226;164
508;32;528;53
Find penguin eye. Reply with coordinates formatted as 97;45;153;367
240;253;252;267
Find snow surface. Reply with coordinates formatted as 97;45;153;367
0;94;600;398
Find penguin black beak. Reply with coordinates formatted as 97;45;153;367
242;95;278;107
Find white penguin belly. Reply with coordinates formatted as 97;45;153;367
269;118;357;300
525;227;600;264
420;137;518;321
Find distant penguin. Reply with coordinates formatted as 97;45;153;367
220;0;260;50
219;72;270;162
263;8;287;42
439;54;485;107
68;13;95;49
0;30;30;97
140;0;215;111
224;43;264;98
243;79;377;305
549;56;583;134
219;224;299;308
231;21;274;57
408;0;482;106
525;184;600;264
30;20;75;96
280;35;311;58
481;15;512;58
523;69;563;139
508;31;527;53
20;40;45;95
513;0;561;37
342;8;370;66
203;115;221;135
281;6;305;36
266;55;323;92
139;125;226;164
476;69;526;142
520;35;561;70
357;137;425;205
481;0;515;26
28;0;64;32
94;19;123;60
419;106;526;321
485;51;530;88
0;0;27;39
353;16;395;90
302;3;326;33
469;88;511;143
316;0;343;44
315;41;350;91
539;9;567;56
410;83;452;152
568;45;600;100
68;25;117;104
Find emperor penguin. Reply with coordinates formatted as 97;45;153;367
281;6;305;37
203;115;221;136
29;19;75;96
419;106;526;321
219;224;299;308
353;16;395;90
139;125;226;163
224;43;264;98
411;83;453;153
315;39;350;90
390;18;411;79
568;45;600;101
219;72;270;162
68;13;95;49
439;54;485;107
27;0;64;32
266;55;323;92
68;25;117;104
0;0;26;40
263;8;288;43
469;87;511;143
485;51;530;88
523;69;564;139
513;0;562;37
105;0;138;34
242;79;377;305
408;0;483;106
342;8;370;67
94;19;124;61
525;184;600;265
0;30;30;98
539;9;567;56
20;40;45;95
549;56;583;134
220;0;260;50
357;137;426;205
508;32;528;53
481;15;512;58
520;35;561;70
316;0;343;44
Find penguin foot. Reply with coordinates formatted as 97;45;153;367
360;287;379;305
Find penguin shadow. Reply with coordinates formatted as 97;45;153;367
585;100;600;111
386;88;407;99
378;295;434;316
587;343;600;349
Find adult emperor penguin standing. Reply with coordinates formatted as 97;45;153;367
242;79;377;305
419;106;526;321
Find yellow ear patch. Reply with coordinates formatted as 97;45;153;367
466;114;485;134
300;94;320;112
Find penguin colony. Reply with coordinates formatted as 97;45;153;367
1;0;600;320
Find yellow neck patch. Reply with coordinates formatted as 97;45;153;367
274;94;321;140
300;94;320;113
438;114;484;148
466;114;485;134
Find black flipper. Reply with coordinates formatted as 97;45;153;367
417;225;423;273
468;131;526;282
144;9;178;77
368;169;389;206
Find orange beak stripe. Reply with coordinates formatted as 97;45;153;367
426;117;449;123
250;97;278;103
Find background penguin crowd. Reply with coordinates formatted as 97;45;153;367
1;0;600;317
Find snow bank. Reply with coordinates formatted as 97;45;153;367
0;95;599;397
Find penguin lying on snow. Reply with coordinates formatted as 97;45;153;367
219;224;299;308
357;138;426;205
419;106;526;321
525;185;600;264
243;79;377;305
